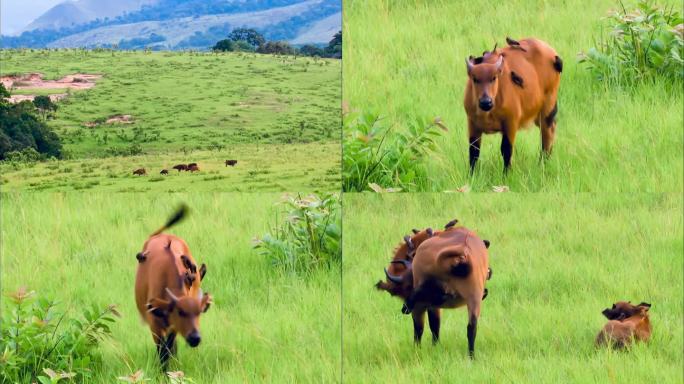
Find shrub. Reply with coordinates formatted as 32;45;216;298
254;193;341;275
343;111;447;192
579;0;684;85
0;288;120;383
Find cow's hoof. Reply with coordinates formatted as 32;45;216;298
401;303;411;315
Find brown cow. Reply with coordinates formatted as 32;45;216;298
464;37;562;173
133;168;147;176
225;160;238;167
187;164;200;172
160;169;169;175
172;164;188;172
377;220;491;357
596;301;652;349
135;205;211;368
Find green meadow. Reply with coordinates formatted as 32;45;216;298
0;49;340;191
343;193;682;382
0;143;339;192
1;193;340;383
343;0;683;192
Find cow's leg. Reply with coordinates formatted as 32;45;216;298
541;102;558;156
466;297;482;358
404;279;446;314
152;328;172;369
427;308;441;344
468;121;482;174
165;332;177;359
500;122;518;173
412;308;426;344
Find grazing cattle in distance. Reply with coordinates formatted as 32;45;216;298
464;37;562;173
378;219;491;358
596;301;652;349
187;164;200;172
160;169;169;175
135;205;211;369
172;164;188;172
225;160;238;167
133;168;147;176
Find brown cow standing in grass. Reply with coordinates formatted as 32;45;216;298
465;37;562;173
133;168;147;176
160;169;169;175
172;164;188;172
596;301;652;349
135;205;211;369
187;164;200;172
225;160;238;167
377;220;491;357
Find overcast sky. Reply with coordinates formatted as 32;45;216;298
1;0;64;35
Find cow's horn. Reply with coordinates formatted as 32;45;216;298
384;268;403;284
165;287;180;302
390;259;412;268
426;228;434;237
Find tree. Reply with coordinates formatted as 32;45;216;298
212;39;236;52
299;44;323;57
227;28;265;49
33;95;57;120
324;30;342;58
0;83;10;100
257;41;295;55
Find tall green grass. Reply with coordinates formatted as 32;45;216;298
1;193;341;383
343;193;683;382
343;0;683;192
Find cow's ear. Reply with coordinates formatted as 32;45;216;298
201;293;212;313
466;57;474;74
638;302;651;311
199;263;207;280
147;298;173;318
495;55;504;73
181;255;197;273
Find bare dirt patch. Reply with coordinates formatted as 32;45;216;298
83;114;135;127
1;72;102;103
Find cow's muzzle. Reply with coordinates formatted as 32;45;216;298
479;97;493;111
186;331;201;347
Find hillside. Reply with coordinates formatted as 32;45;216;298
1;0;341;50
0;49;341;192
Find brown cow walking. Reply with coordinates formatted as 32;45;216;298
187;164;200;172
133;168;147;176
172;164;188;172
135;205;211;369
225;160;238;167
377;220;491;357
160;169;169;175
464;37;562;173
596;301;652;348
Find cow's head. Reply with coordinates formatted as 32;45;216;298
466;55;504;112
376;258;414;300
602;301;651;321
147;287;212;347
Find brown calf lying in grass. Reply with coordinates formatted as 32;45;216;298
464;37;562;173
376;219;491;358
135;204;211;369
596;301;651;349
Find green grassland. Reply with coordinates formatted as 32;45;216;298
0;143;339;192
1;193;341;383
343;193;682;382
0;49;340;191
343;0;683;192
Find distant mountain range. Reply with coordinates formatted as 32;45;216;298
1;0;341;50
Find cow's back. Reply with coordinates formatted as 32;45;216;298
135;234;194;322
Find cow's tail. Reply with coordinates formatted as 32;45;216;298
151;204;188;236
